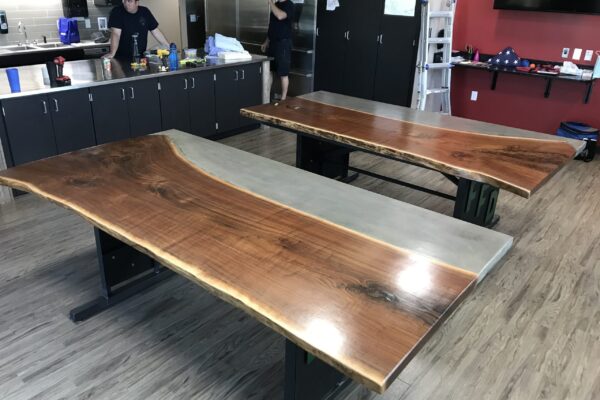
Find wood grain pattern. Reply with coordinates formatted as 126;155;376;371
240;98;576;198
0;135;478;393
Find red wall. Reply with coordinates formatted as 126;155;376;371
451;0;600;134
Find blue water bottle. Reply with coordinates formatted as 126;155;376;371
169;43;178;71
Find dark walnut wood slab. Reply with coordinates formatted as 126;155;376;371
241;98;576;198
0;135;477;393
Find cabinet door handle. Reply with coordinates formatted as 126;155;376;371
241;69;245;80
347;30;351;40
42;100;48;115
191;77;196;89
53;98;59;112
184;78;188;90
380;34;383;44
234;70;239;81
129;87;135;99
121;88;126;101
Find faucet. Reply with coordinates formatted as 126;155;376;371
17;21;28;45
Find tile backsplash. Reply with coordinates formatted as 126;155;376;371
0;0;112;45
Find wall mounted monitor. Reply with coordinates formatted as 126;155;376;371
493;0;600;15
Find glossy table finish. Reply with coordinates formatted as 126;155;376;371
241;92;579;198
0;131;512;393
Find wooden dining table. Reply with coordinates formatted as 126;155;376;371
0;130;513;399
241;91;583;227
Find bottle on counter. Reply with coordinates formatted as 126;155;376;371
102;57;111;71
132;33;140;64
169;43;178;71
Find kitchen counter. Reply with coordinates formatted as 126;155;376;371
0;40;110;56
0;55;269;100
0;40;112;69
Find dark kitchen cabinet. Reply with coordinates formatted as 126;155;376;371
315;1;347;94
342;0;384;99
0;110;10;167
215;64;262;134
238;63;262;129
315;0;420;106
160;71;216;137
90;84;130;144
1;90;95;167
90;79;161;144
159;74;192;133
188;71;216;137
215;67;240;133
0;62;263;171
2;94;57;166
127;79;162;137
49;89;96;153
373;10;421;106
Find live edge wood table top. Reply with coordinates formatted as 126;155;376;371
0;130;512;394
241;91;581;198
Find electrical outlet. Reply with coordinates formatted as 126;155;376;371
584;50;594;62
573;48;582;61
84;18;91;29
470;91;478;102
562;48;570;58
98;17;107;31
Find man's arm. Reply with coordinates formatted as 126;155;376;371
268;0;288;20
261;37;270;53
103;27;121;59
150;28;170;47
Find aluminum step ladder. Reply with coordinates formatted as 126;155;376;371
416;0;457;114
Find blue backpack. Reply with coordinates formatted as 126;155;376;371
58;18;80;44
557;121;598;162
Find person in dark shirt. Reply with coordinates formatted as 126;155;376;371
105;0;169;61
261;0;294;100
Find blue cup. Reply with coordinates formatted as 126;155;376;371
6;68;20;93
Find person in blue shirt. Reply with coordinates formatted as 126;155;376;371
105;0;169;60
261;0;294;100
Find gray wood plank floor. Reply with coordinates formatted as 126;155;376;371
0;126;598;400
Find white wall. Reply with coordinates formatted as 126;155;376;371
140;0;182;49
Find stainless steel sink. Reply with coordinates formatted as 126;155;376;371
35;43;68;49
3;45;38;51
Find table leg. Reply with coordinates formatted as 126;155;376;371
453;178;500;227
69;228;173;322
296;135;353;180
284;340;351;400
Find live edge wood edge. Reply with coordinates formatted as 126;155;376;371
0;138;479;394
239;107;576;199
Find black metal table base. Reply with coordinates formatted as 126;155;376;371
296;135;501;227
285;340;352;400
296;135;352;180
453;178;500;228
69;228;173;322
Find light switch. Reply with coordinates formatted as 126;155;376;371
584;50;594;62
471;91;478;101
84;18;91;29
573;48;582;60
562;48;569;58
189;14;198;23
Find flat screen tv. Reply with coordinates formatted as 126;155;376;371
493;0;600;14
